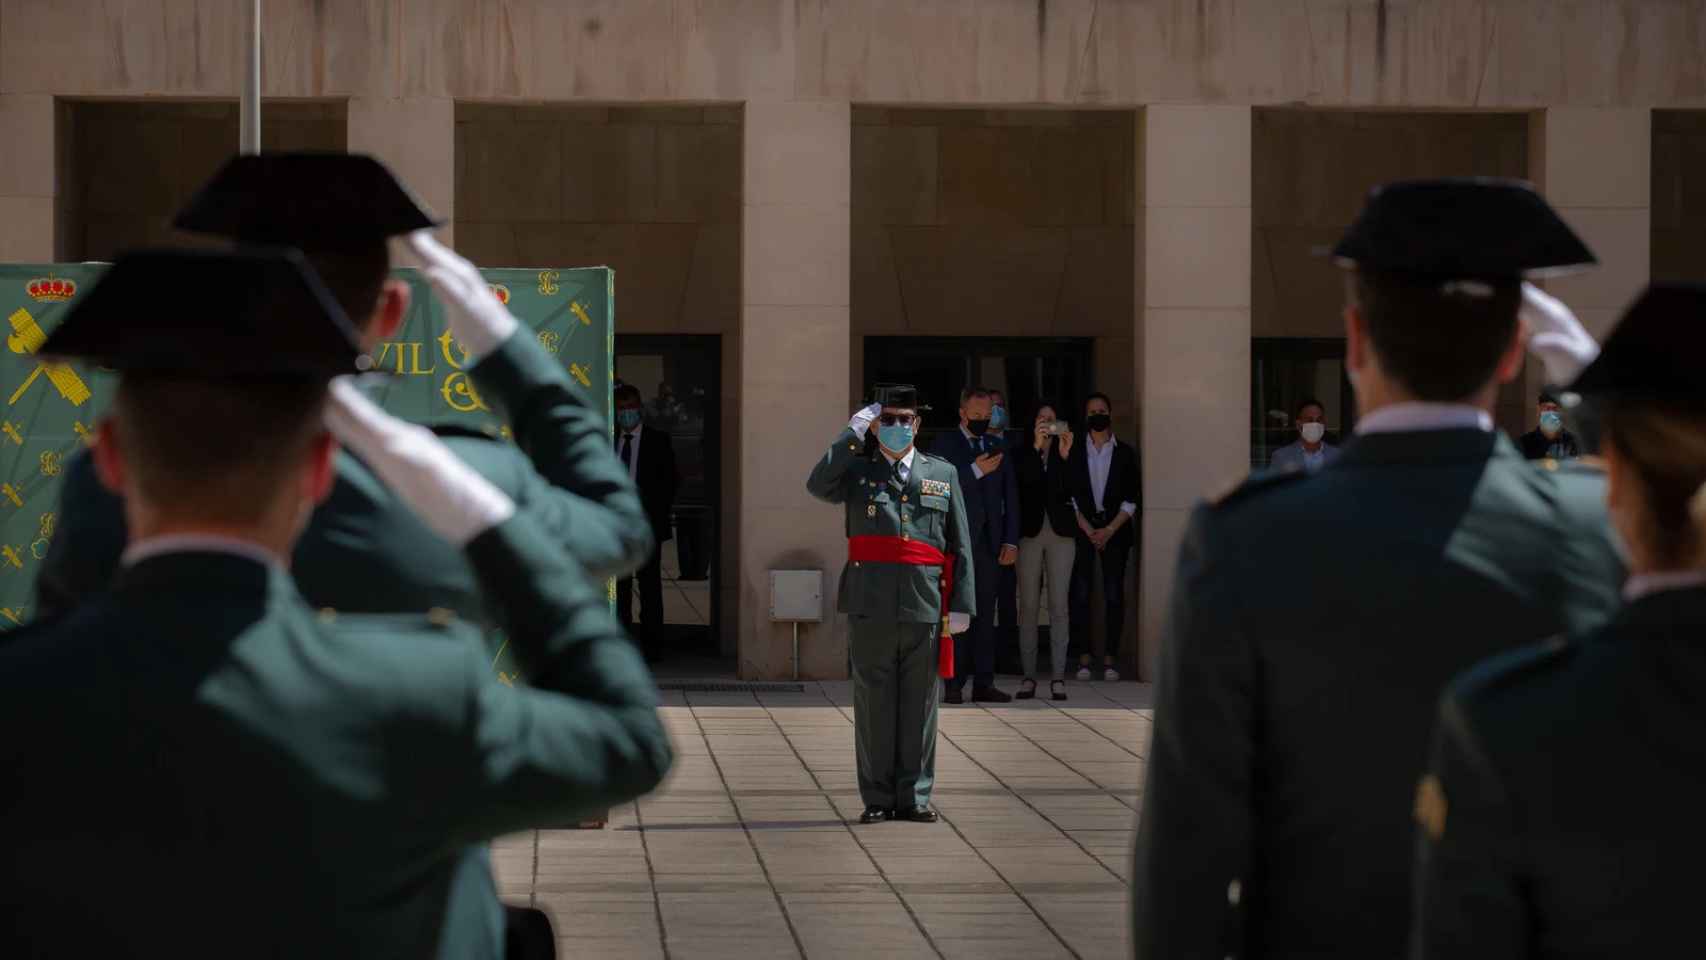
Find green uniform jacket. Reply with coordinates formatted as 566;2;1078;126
0;515;672;959
806;429;975;623
1132;430;1624;960
1412;586;1706;959
33;330;651;623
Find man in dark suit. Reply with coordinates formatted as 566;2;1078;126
1131;179;1626;960
931;387;1017;703
1066;391;1141;682
615;382;678;662
0;249;671;958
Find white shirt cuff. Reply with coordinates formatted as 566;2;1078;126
1120;502;1136;516
971;463;985;480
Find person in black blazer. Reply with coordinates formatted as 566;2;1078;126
1066;392;1140;682
1014;402;1078;700
615;382;678;662
930;387;1018;703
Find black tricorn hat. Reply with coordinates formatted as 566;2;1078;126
173;152;444;252
1567;283;1706;410
1332;178;1596;281
41;247;364;378
870;382;930;411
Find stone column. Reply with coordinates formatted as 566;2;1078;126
739;101;851;680
347;98;456;247
1528;108;1651;415
0;96;59;261
1137;106;1253;682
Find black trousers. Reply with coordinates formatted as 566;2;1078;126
1070;526;1130;659
996;562;1018;649
617;540;665;659
949;540;999;692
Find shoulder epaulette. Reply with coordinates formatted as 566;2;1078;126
1453;634;1574;703
429;423;501;441
1206;467;1308;509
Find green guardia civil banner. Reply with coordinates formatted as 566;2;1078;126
0;263;615;685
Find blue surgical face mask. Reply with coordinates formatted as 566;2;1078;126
1539;410;1562;436
616;408;642;431
878;422;915;453
990;404;1007;430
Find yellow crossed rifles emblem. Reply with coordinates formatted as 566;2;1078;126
569;302;592;327
0;422;20;445
7;309;90;408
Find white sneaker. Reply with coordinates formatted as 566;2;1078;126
1103;667;1120;682
1075;666;1092;681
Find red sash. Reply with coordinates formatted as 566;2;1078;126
847;535;956;678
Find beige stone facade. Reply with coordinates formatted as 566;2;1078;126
1;1;1696;679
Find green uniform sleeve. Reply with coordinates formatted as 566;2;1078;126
440;514;673;841
1409;697;1528;959
806;427;865;505
1132;503;1256;960
34;450;126;621
945;466;975;616
466;330;653;581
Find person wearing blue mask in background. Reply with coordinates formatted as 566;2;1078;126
988;389;1020;664
615;382;679;662
1520;390;1581;462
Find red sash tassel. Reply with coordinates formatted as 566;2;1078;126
847;535;956;678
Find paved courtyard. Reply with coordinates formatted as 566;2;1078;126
493;679;1150;959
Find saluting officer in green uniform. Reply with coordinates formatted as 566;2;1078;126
1132;180;1627;960
1411;284;1706;959
36;153;652;625
807;384;974;825
0;248;671;958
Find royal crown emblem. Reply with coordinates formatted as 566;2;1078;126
488;284;511;305
26;277;76;303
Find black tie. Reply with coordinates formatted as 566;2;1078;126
620;433;633;469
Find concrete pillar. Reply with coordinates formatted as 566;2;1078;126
347;98;456;247
739;101;852;680
0;96;59;261
1137;106;1253;682
1528;108;1651;417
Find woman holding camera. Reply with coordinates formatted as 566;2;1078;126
1014;403;1077;700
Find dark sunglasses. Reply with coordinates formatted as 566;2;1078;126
878;413;916;427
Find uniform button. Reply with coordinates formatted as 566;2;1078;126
849;443;857;451
1227;879;1241;906
853;562;861;568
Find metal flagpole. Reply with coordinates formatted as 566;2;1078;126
239;0;261;154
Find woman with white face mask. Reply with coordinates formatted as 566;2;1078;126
1269;397;1343;474
1411;283;1706;958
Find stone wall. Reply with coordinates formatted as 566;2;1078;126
1253;109;1533;432
59;100;346;261
851;106;1137;434
1652;110;1706;284
9;2;1706;110
454;104;743;657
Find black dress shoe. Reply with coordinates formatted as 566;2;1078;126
943;688;964;705
859;805;891;824
1015;679;1037;700
971;685;1012;703
892;805;939;823
1050;679;1068;701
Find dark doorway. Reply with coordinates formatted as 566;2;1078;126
615;334;723;665
1251;338;1353;471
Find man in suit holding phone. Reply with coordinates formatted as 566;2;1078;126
931;387;1017;703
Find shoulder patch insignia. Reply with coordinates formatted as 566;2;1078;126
920;478;951;497
1414;774;1448;842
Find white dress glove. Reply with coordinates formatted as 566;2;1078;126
948;612;970;635
1521;282;1600;387
405;229;520;363
324;377;516;546
848;402;882;440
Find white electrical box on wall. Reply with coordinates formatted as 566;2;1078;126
769;570;823;623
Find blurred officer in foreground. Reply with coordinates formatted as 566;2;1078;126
807;384;973;825
1412;284;1706;958
1132;179;1626;960
0;249;671;958
37;153;651;624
